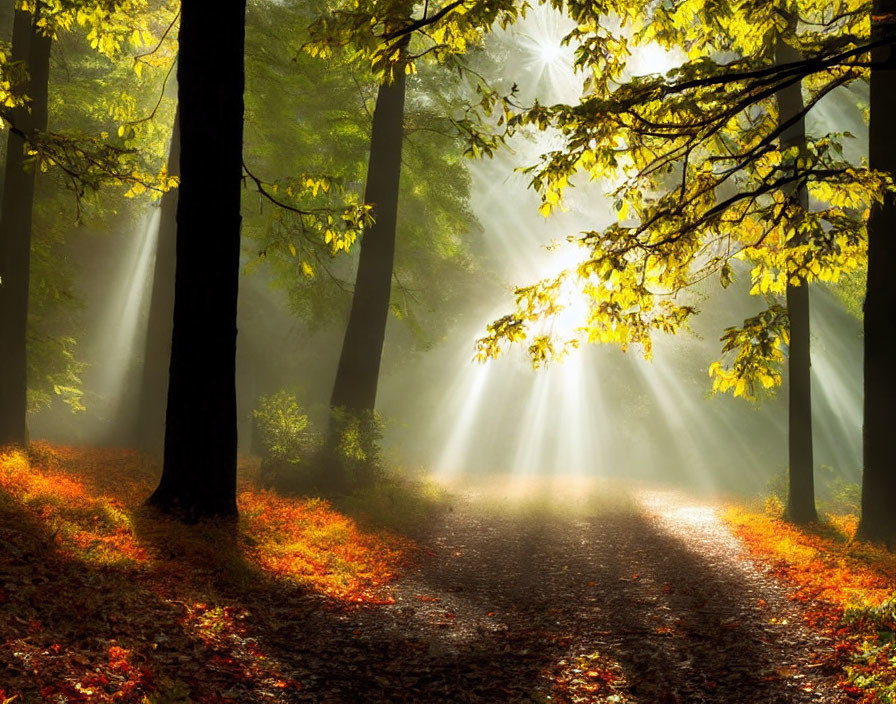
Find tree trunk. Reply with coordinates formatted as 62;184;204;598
146;1;246;520
0;7;51;447
775;30;818;524
132;105;179;453
856;1;896;548
329;65;408;415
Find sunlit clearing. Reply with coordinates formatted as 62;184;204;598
441;474;640;516
554;351;593;475
511;371;552;476
640;490;720;528
381;58;863;501
0;444;410;603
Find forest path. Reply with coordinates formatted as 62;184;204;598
288;480;848;703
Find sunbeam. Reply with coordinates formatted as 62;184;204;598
87;209;161;435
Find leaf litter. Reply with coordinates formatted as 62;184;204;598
0;450;877;702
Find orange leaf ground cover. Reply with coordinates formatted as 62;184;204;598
0;442;414;703
723;506;896;702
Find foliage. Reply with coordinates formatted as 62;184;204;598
304;0;523;81
328;407;386;489
0;0;180;207
26;334;85;412
828;268;866;319
3;0;179;416
724;504;896;702
241;0;484;344
252;390;314;464
475;0;886;399
823;478;862;516
250;391;387;494
765;466;863;518
846;597;896;702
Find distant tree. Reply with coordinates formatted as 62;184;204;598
856;2;896;548
328;40;409;425
0;3;52;447
773;14;817;524
146;0;246;519
306;0;521;468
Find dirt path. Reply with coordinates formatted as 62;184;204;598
262;483;848;703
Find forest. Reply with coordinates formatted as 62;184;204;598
0;0;895;701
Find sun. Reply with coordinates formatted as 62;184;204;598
536;41;564;66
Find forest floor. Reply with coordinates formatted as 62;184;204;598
1;446;894;703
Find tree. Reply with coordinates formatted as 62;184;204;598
856;2;896;548
328;45;409;421
146;0;246;519
307;0;521;464
0;2;53;447
774;14;817;524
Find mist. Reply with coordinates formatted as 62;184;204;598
23;5;868;504
4;2;893;702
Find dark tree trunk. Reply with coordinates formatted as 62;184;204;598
146;1;246;520
132;106;179;453
785;280;816;523
0;7;51;447
775;32;818;524
857;1;896;548
329;66;408;415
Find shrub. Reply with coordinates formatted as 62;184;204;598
252;391;319;487
328;407;385;490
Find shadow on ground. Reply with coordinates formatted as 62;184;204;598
1;466;847;703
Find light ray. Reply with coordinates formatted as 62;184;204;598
91;209;161;420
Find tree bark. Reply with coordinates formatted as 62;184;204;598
856;0;896;548
146;1;245;520
775;29;818;524
329;64;408;416
0;7;51;447
132;105;179;453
